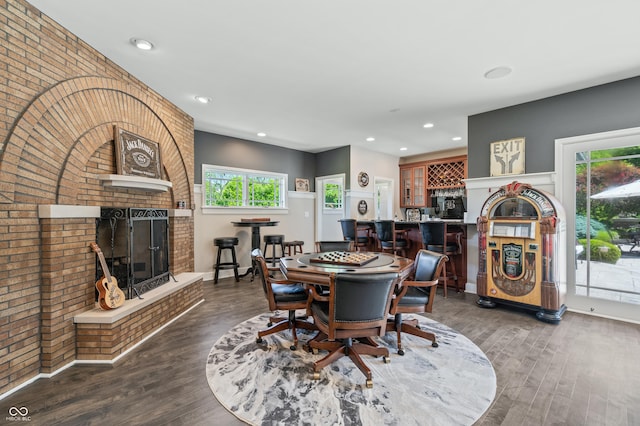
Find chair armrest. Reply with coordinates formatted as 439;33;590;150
270;278;302;286
402;279;438;288
307;284;330;302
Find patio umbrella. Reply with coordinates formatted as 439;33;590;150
591;179;640;199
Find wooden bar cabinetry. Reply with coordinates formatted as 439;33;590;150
399;155;467;208
400;163;426;207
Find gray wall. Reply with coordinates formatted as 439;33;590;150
468;76;640;178
194;131;318;191
316;146;351;186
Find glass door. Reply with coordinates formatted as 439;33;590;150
558;128;640;322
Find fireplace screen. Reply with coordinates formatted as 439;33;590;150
95;208;170;299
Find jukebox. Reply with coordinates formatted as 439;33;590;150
476;181;567;323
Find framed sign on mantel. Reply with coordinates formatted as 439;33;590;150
114;126;163;179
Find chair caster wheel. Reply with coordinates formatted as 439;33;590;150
290;345;297;351
432;342;439;348
256;337;264;344
397;349;405;356
383;356;391;364
366;379;373;389
312;372;320;380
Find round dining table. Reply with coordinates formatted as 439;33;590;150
279;251;414;286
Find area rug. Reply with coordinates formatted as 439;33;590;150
206;312;496;425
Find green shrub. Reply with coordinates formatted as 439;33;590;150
577;238;621;264
595;229;616;242
575;215;609;239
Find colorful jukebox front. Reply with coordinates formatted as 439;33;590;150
476;181;567;323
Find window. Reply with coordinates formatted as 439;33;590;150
202;165;287;209
323;178;343;211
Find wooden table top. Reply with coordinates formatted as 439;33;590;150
279;251;414;286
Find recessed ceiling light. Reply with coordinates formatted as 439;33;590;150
131;38;154;51
257;132;267;137
366;137;375;142
452;136;462;141
423;123;434;128
194;96;211;104
400;147;408;151
484;66;512;79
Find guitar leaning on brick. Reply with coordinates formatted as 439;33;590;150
90;242;125;310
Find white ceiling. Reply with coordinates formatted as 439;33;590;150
28;0;640;157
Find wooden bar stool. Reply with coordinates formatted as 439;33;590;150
213;237;240;284
419;222;462;297
283;240;304;256
263;234;285;266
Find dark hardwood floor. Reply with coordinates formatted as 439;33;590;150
3;277;640;425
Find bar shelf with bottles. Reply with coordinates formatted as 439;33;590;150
476;181;567;323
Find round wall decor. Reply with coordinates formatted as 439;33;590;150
357;200;368;215
358;172;369;187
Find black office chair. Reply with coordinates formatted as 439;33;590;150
315;240;354;252
339;219;370;251
253;249;316;350
306;272;399;388
387;249;448;355
419;221;462;297
374;220;409;257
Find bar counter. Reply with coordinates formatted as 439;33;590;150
357;220;468;290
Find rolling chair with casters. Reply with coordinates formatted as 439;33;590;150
306;272;399;388
253;249;316;350
387;249;448;355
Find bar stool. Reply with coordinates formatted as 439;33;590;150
419;222;462;297
263;234;285;266
283;240;304;256
213;237;240;284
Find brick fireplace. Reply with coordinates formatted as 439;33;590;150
1;0;199;397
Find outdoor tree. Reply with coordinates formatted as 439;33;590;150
576;153;640;226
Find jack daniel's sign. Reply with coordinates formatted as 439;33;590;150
114;126;163;179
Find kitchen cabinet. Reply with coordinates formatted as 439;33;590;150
400;163;426;207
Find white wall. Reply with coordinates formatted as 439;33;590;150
193;186;316;281
348;146;400;220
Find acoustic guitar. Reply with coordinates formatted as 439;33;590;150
90;242;125;310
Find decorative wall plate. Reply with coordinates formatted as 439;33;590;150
358;200;368;215
358;172;369;187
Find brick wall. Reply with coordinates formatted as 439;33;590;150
0;0;195;396
76;280;203;360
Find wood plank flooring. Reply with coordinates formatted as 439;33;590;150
2;277;640;425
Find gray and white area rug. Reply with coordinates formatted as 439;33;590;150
206;312;496;425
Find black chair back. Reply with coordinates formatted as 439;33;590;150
419;221;460;253
333;272;398;323
374;220;394;242
339;219;357;241
413;249;447;283
419;221;444;247
316;240;354;252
